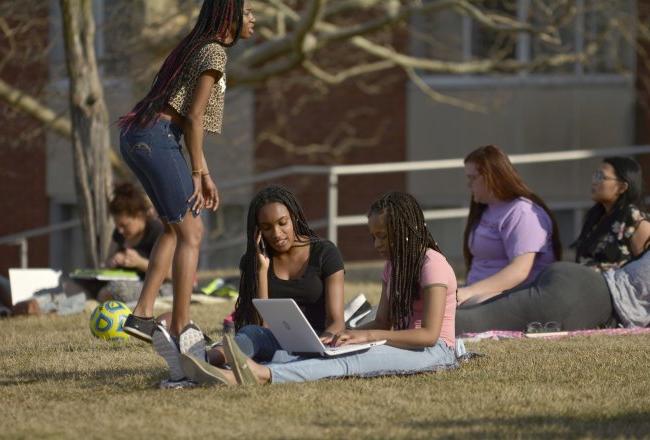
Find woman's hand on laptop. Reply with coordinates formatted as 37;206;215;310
333;330;374;347
319;331;336;345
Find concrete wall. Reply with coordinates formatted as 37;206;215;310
407;75;636;261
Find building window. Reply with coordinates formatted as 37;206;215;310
419;0;634;77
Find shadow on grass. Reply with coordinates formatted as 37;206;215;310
406;413;650;436
0;366;161;388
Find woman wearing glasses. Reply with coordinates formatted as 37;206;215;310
456;145;562;307
457;156;650;334
573;157;650;271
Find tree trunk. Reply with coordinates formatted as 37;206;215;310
60;0;112;267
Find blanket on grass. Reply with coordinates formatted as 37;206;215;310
459;327;650;342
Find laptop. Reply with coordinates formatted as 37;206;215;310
253;298;386;357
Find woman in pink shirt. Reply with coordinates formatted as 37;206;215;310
457;145;562;307
179;192;459;385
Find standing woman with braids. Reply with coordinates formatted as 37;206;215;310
182;192;458;386
456;145;562;307
117;0;255;346
204;185;346;366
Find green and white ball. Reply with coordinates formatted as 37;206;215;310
89;301;131;340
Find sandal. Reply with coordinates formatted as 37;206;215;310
180;353;231;386
223;333;258;385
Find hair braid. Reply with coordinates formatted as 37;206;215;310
233;185;319;330
368;192;443;330
118;0;244;131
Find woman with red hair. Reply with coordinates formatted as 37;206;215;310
456;145;562;307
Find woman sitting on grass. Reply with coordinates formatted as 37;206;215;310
205;185;347;366
96;182;167;303
573;157;649;271
456;237;650;334
457;158;650;334
456;145;562;307
152;185;347;383
181;191;458;385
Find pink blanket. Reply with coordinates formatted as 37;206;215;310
459;327;650;342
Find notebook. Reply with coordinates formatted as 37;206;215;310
253;298;386;357
69;268;139;281
8;268;62;306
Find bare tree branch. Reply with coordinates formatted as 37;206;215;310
0;77;127;176
302;59;396;84
404;66;487;113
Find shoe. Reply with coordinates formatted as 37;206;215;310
344;294;374;328
178;322;207;360
180;353;231;386
343;294;368;322
152;324;184;381
223;333;258;385
347;303;373;328
123;314;156;343
159;378;197;389
201;277;238;298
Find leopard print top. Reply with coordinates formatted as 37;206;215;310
168;42;227;133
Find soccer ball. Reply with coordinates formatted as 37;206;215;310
89;301;132;340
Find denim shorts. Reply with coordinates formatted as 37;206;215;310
119;119;194;223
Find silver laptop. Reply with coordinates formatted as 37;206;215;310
253;298;386;357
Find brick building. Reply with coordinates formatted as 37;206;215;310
1;1;649;274
0;2;50;277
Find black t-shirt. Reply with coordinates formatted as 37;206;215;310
267;239;344;333
111;218;163;279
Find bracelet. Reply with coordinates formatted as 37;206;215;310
191;169;203;176
201;171;210;177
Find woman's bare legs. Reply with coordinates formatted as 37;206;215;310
247;359;271;384
168;212;204;336
207;357;270;385
132;223;177;318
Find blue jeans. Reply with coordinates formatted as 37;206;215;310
235;325;300;363
119;119;194;224
267;340;458;383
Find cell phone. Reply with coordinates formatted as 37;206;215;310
255;228;267;255
258;237;267;255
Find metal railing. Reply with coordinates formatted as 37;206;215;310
2;145;650;268
324;144;650;242
0;219;81;268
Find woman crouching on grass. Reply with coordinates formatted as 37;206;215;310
181;191;459;385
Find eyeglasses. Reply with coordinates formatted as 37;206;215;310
592;169;622;184
526;321;562;334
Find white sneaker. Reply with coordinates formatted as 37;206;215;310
152;324;184;381
178;323;206;361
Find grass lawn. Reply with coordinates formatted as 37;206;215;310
1;281;649;439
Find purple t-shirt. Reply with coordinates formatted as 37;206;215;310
467;197;556;286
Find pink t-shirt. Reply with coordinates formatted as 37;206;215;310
382;249;457;348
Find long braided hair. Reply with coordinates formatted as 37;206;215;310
118;0;244;131
233;185;320;330
463;145;563;272
368;192;443;330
